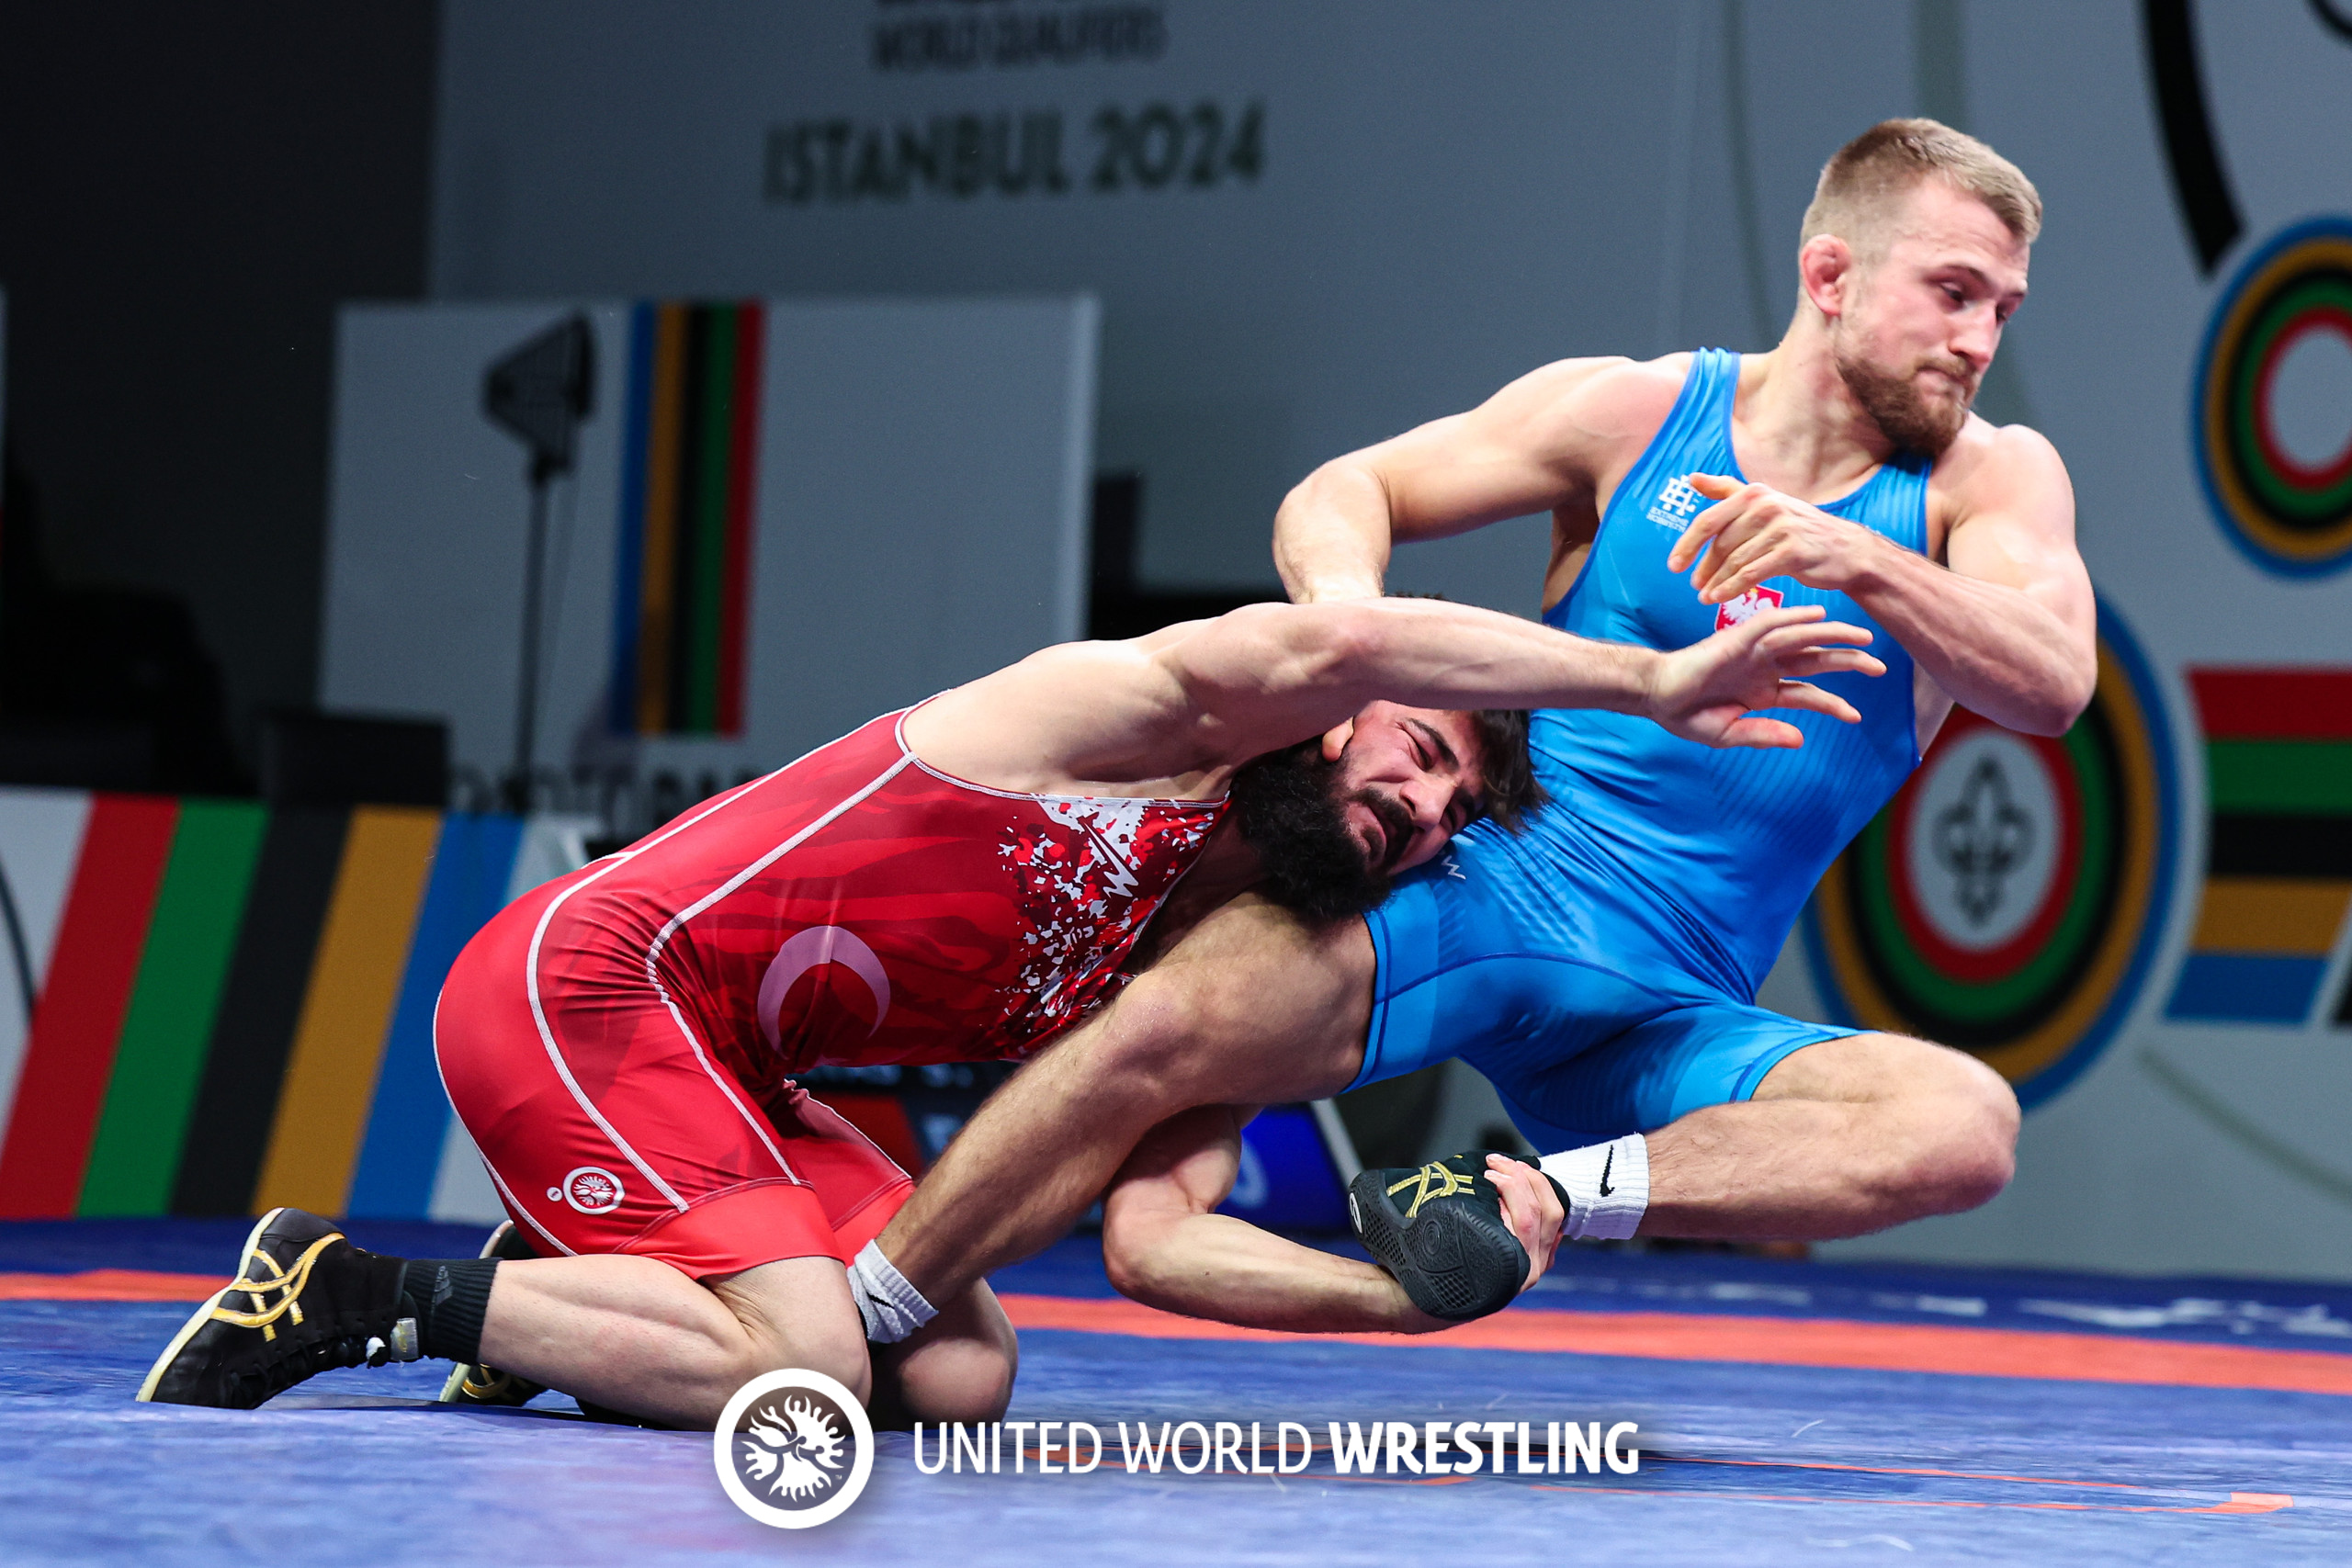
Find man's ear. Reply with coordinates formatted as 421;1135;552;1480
1799;233;1854;320
1320;718;1354;761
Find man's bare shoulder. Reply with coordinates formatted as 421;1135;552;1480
1501;353;1689;420
904;636;1201;795
1476;354;1692;476
1933;413;2072;515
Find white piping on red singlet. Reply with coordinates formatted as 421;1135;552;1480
639;749;920;1180
522;750;820;1213
483;1156;578;1257
428;984;579;1255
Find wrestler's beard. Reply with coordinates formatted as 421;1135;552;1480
1229;741;1417;923
1834;334;1975;457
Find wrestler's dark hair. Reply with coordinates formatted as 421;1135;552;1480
1464;707;1544;832
1385;592;1547;832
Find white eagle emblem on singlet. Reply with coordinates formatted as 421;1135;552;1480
1713;584;1784;631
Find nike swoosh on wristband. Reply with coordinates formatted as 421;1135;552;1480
1598;1148;1615;1198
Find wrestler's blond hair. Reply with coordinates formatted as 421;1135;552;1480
1801;118;2041;261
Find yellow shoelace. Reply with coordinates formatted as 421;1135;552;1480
207;1231;344;1342
1385;1162;1478;1219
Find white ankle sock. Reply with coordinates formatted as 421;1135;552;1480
847;1241;936;1344
1537;1134;1649;1242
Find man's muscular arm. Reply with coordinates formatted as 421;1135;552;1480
1671;426;2094;736
1272;357;1676;604
920;590;1884;793
874;896;1372;1312
1156;596;1881;761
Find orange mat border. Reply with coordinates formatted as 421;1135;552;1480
13;1269;2352;1398
997;1292;2352;1396
0;1269;224;1301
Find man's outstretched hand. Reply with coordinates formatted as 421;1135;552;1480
1485;1153;1566;1293
1644;603;1884;750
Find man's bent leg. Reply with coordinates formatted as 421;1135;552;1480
479;1254;870;1429
1641;1032;2018;1241
876;894;1374;1310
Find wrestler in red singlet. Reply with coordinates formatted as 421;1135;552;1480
435;708;1225;1280
145;591;1885;1426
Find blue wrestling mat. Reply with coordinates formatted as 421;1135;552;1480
6;1219;2350;1565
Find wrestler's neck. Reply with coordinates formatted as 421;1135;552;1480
1726;316;1901;506
1129;818;1275;963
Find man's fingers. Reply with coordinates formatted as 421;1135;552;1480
1667;478;1749;572
1715;715;1809;749
1489;1164;1541;1251
1668;513;1734;575
1749;610;1863;649
1735;604;1830;636
1686;509;1767;591
1696;533;1785;604
1771;649;1888;680
1727;605;1831;650
1767;680;1862;724
1487;1156;1564;1290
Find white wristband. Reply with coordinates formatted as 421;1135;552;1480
1538;1134;1650;1243
848;1240;937;1345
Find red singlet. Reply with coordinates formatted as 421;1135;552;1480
435;711;1225;1278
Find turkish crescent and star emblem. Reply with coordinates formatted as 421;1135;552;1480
758;925;893;1046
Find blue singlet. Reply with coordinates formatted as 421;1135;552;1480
1353;349;1931;1149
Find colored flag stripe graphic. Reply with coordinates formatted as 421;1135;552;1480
346;813;526;1217
253;807;443;1216
77;801;267;1215
0;795;179;1216
0;789;548;1220
171;807;351;1215
2166;668;2352;1025
608;299;764;738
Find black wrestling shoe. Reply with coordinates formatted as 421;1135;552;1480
1348;1153;1566;1322
436;1221;545;1408
137;1208;420;1408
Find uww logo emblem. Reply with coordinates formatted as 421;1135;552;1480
739;1396;849;1503
1933;756;2034;927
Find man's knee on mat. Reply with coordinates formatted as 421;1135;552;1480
708;1259;875;1409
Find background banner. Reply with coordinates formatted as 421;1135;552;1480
322;296;1098;809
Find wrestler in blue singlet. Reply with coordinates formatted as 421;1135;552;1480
1352;348;1930;1149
